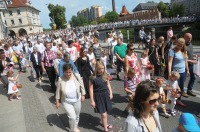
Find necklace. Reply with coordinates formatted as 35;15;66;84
142;118;150;132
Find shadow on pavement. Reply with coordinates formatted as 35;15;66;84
27;76;35;82
46;114;68;131
79;112;102;131
175;99;200;116
112;93;127;104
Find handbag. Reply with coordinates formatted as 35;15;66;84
16;83;22;88
31;67;36;78
12;85;17;91
170;90;180;98
193;55;200;77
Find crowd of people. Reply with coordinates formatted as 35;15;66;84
0;26;200;132
77;16;197;32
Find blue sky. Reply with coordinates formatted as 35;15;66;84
31;0;170;28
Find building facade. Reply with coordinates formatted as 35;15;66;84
77;5;102;21
3;0;43;37
171;0;200;15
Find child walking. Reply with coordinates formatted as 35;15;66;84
7;71;21;101
155;77;171;117
89;60;113;132
123;68;139;115
140;51;151;81
166;71;181;116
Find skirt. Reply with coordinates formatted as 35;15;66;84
94;91;112;114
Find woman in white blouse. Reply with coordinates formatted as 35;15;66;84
56;63;86;132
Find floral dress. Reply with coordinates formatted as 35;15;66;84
126;53;140;83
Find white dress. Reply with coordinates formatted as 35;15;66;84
8;79;18;94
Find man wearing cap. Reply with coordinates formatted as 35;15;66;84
173;113;200;132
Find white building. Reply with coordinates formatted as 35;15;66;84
90;6;102;21
3;0;43;38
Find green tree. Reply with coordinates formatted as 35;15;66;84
147;1;155;3
98;18;109;24
169;3;186;17
48;3;67;29
69;15;88;27
157;1;169;17
90;20;97;25
105;11;118;22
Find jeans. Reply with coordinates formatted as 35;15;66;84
62;99;81;132
177;71;187;92
187;64;196;91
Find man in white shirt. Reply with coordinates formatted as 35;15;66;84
35;39;45;54
12;41;23;72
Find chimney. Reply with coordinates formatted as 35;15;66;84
112;0;116;12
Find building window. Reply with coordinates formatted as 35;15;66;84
19;19;22;24
11;20;15;25
9;11;13;16
32;11;34;16
5;20;7;25
17;9;21;15
3;11;5;17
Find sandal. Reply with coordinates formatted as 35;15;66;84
16;97;21;100
104;125;112;132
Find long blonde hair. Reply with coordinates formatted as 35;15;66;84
90;60;108;82
174;38;188;58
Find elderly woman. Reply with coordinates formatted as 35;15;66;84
30;46;43;83
168;38;189;107
123;80;162;132
56;63;85;132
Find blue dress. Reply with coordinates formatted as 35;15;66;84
91;75;112;113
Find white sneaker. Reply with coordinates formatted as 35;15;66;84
164;112;171;117
171;111;176;116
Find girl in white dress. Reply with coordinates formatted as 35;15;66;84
7;71;21;101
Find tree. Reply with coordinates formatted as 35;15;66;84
97;18;109;24
169;3;186;17
105;11;118;22
147;1;155;3
157;1;169;17
48;3;67;29
69;15;88;27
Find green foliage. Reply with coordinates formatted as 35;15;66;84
169;3;186;17
105;11;118;22
47;3;67;29
147;1;155;3
98;18;109;24
90;21;97;25
157;1;169;17
69;15;88;27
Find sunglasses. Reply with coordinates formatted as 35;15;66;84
129;48;134;51
148;97;160;105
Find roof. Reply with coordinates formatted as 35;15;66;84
7;0;40;12
7;0;27;8
132;3;158;12
120;5;129;15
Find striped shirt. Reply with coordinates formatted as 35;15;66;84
124;76;137;92
41;50;56;67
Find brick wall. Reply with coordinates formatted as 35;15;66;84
118;9;161;21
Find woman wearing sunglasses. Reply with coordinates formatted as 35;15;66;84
123;80;162;132
124;43;142;83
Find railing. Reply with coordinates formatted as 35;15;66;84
76;17;197;32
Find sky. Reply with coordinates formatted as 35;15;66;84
31;0;170;28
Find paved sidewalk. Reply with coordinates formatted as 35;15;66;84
0;86;26;132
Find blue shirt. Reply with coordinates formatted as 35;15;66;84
58;58;79;77
169;49;186;73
